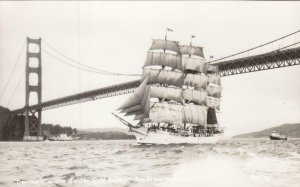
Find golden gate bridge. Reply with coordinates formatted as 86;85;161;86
1;29;300;140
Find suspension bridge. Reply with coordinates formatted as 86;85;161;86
1;29;300;141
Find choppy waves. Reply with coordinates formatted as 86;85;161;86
0;139;299;187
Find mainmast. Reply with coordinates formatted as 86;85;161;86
165;28;174;40
163;28;173;69
180;35;208;130
190;35;195;47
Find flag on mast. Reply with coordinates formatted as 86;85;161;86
191;35;196;38
167;28;173;32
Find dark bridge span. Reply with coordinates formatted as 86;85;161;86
212;46;300;76
12;80;140;114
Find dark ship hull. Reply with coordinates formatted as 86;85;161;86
269;136;287;140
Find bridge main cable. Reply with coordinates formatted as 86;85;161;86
42;39;141;77
210;29;300;63
0;39;26;102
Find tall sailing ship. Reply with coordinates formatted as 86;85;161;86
113;31;224;144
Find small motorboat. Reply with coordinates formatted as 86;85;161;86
48;134;73;141
270;131;287;140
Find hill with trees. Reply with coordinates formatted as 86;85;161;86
233;123;300;138
75;128;135;140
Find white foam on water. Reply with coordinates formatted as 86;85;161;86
167;155;262;187
166;151;300;187
242;154;300;187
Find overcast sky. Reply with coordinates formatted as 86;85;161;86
0;1;299;136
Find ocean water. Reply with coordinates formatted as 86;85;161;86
0;139;299;187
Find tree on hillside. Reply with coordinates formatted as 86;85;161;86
50;125;61;136
42;123;77;136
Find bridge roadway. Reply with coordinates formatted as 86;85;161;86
212;46;300;76
11;46;300;114
12;80;140;113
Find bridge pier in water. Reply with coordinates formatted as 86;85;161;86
24;37;43;141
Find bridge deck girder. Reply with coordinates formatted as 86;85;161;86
213;47;300;76
12;79;140;113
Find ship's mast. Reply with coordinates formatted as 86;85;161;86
159;28;174;125
190;35;195;47
183;35;196;130
183;34;210;131
165;27;173;40
163;28;173;70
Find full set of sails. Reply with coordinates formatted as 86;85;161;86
117;38;222;129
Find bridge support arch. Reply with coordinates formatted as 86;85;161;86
24;37;43;141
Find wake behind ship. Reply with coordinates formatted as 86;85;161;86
113;32;224;144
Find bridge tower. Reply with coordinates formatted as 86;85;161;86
24;37;43;141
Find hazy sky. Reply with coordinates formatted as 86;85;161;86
0;1;299;136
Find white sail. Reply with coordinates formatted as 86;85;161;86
144;52;183;70
117;76;149;110
183;89;207;105
207;97;221;111
122;86;150;115
124;110;144;116
182;57;207;73
149;102;183;127
133;114;145;121
184;73;208;90
183;105;208;127
207;64;219;73
150;39;180;53
180;45;204;57
208;74;221;86
141;85;150;106
142;68;184;88
142;118;151;123
123;104;143;113
150;86;183;104
207;85;222;98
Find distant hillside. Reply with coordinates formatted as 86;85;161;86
233;123;300;138
0;106;11;140
78;127;127;133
